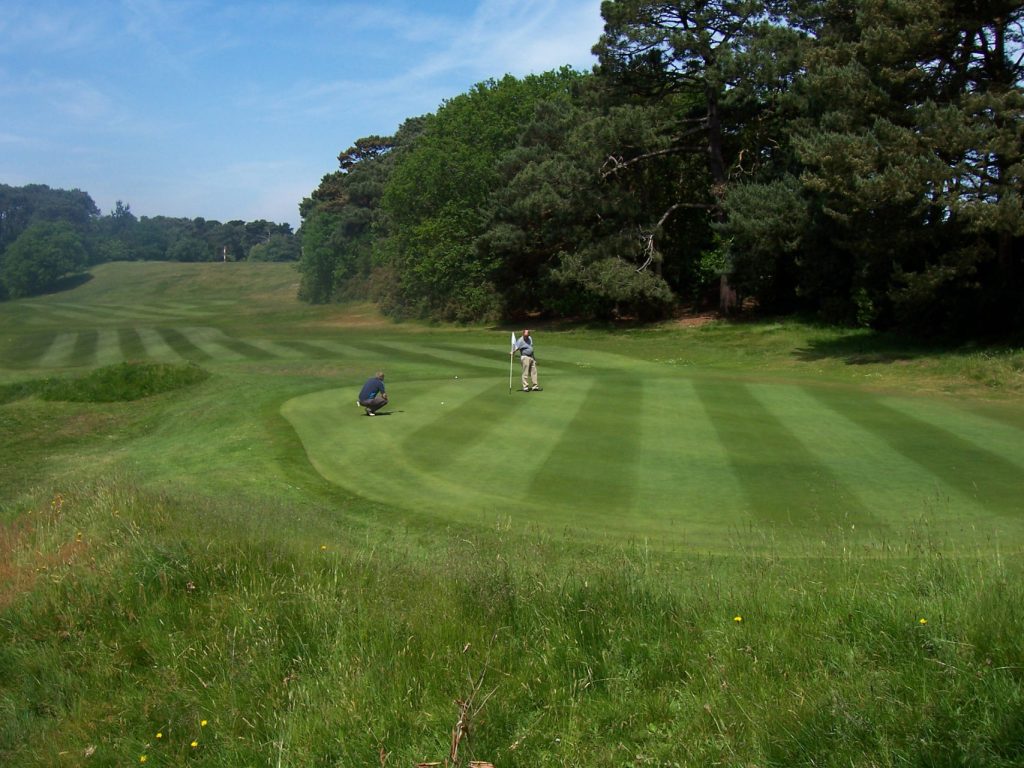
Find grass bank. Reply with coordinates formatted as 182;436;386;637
2;479;1022;767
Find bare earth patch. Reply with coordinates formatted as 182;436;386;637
674;311;719;328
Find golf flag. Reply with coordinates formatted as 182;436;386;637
508;331;516;393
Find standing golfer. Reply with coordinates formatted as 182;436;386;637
357;370;388;416
514;329;541;391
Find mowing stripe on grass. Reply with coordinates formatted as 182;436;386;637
347;341;441;383
283;378;503;514
747;383;943;528
633;377;749;539
118;328;147;360
373;340;501;378
694;378;871;526
879;395;1024;473
273;340;335;358
401;381;523;472
69;330;99;367
176;327;262;361
40;302;141;324
807;387;1024;517
527;375;640;516
119;302;212;319
22;303;95;325
296;339;374;360
966;401;1024;433
93;329;124;367
136;328;185;361
5;331;58;367
19;331;60;368
43;301;216;322
431;341;574;373
207;335;277;360
156;327;212;361
388;376;595;524
240;339;311;359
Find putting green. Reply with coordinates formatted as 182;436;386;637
282;339;1024;550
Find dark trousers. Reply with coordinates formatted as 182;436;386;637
359;393;387;413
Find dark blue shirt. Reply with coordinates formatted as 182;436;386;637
358;376;385;402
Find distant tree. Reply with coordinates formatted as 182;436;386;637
297;209;353;303
0;221;88;297
248;233;300;262
298;119;425;304
215;220;249;261
89;200;138;263
129;216;178;261
167;234;212;262
380;69;584;321
0;183;99;254
108;200;136;233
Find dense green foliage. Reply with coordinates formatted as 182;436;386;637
0;221;88;298
300;0;1023;337
0;183;298;299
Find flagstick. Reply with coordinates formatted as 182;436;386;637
509;331;516;394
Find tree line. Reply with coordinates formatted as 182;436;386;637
298;0;1023;337
0;183;298;300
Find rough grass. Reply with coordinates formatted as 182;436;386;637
1;480;1022;767
0;362;209;404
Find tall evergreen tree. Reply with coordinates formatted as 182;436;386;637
789;0;1023;332
298;121;423;304
479;83;683;319
593;0;803;310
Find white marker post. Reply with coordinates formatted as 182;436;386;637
509;331;516;394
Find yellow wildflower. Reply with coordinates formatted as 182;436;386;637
733;615;743;623
919;618;928;625
200;720;208;727
156;732;162;739
191;741;198;748
140;756;148;764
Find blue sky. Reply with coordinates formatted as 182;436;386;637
1;0;604;229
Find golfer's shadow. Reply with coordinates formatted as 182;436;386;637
370;410;402;416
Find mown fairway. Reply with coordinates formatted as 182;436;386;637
2;262;1022;552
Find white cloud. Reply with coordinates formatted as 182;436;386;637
1;0;608;228
427;0;603;79
240;1;603;127
1;4;105;54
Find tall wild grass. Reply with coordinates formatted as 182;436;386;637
2;479;1021;767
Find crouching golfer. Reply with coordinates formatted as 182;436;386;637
357;370;388;416
514;329;541;391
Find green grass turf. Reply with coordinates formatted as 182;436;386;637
3;263;1024;766
2;261;1022;553
281;344;1024;551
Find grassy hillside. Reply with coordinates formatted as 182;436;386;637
1;262;1023;766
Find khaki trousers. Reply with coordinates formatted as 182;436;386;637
520;355;538;389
